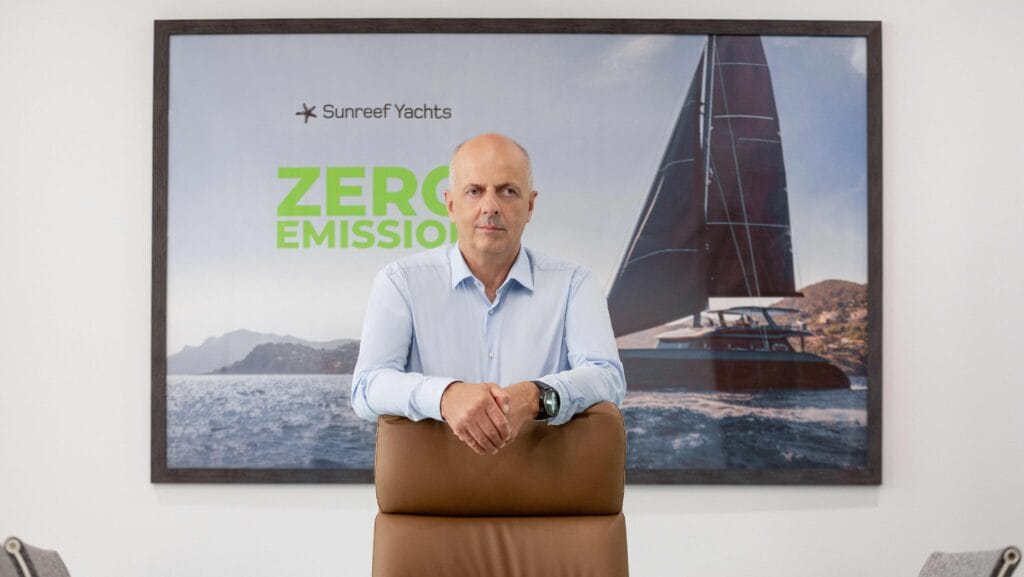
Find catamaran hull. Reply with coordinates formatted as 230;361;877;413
619;348;850;391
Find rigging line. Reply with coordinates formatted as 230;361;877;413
660;158;695;172
702;38;714;222
715;61;769;67
714;38;762;297
792;236;804;295
710;156;754;297
626;248;698;267
706;221;789;228
713;114;775;121
619;173;666;277
706;37;751;296
708;39;751;297
757;310;772;349
738;137;781;144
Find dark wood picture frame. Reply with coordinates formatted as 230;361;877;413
152;18;882;484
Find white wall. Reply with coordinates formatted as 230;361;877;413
2;0;1022;575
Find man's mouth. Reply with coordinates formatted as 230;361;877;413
476;224;505;232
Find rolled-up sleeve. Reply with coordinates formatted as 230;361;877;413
536;268;626;426
350;266;455;422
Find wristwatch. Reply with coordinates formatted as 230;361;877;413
531;380;560;420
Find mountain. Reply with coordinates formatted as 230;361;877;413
772;280;868;376
167;329;354;374
211;341;361;375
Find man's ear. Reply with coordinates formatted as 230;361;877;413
527;190;538;222
444;189;455;220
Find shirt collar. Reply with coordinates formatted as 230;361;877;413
448;244;535;292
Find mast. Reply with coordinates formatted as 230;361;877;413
702;36;716;224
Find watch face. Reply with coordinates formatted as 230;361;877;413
543;390;559;416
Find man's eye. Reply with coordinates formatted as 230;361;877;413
466;188;480;196
503;189;519;196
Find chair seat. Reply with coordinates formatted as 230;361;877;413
372;512;628;577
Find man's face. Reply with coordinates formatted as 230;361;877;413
445;136;537;263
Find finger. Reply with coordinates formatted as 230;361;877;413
454;428;484;454
463;435;485;455
489;386;511;414
468;422;501;454
485;402;511;442
477;410;508;449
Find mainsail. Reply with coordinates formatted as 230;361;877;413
608;35;800;338
703;36;799;299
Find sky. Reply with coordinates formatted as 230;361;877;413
166;33;868;353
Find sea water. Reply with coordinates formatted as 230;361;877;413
167;374;374;468
623;382;868;470
166;375;868;470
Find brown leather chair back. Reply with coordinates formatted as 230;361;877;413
374;401;626;516
372;402;629;577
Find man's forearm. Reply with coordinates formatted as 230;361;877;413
351;266;460;422
351;366;457;422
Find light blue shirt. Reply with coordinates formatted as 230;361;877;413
351;244;626;426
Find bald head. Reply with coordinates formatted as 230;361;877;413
443;132;538;267
449;133;534;191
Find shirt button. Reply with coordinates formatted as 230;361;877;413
488;352;496;359
488;310;494;315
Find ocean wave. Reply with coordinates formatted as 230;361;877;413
622;391;866;426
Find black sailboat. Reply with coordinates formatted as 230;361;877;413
608;35;849;391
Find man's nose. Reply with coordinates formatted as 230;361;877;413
481;190;500;214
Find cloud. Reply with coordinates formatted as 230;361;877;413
849;39;867;76
770;36;808;48
579;36;676;87
768;36;866;78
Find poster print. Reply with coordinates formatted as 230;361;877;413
152;20;881;484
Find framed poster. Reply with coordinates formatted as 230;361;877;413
152;19;882;484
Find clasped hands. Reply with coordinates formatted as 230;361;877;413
440;380;540;455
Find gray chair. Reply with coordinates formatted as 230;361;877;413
919;546;1020;577
2;537;71;577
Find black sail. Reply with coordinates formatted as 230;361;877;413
703;36;799;298
608;55;707;337
608;35;800;339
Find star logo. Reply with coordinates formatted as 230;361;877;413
295;103;317;124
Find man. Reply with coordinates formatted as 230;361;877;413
351;133;625;455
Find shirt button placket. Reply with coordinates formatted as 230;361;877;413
486;302;500;382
